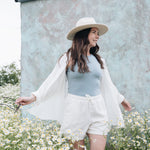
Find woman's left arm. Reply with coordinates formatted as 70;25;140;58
121;99;132;111
102;58;132;111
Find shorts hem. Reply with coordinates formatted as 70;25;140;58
60;130;86;141
86;131;108;136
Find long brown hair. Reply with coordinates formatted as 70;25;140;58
65;28;104;73
58;28;104;73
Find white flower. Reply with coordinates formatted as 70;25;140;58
136;141;140;146
128;119;132;123
41;134;45;138
5;139;11;143
62;138;65;142
48;147;53;150
5;145;11;149
0;143;5;146
131;140;135;143
48;141;53;145
136;135;140;139
27;135;31;139
52;136;57;141
39;138;44;144
37;146;41;150
110;136;115;140
3;129;10;135
12;140;20;144
32;144;36;147
8;127;13;132
67;129;72;133
143;139;147;143
15;133;22;138
41;147;47;150
57;138;62;142
135;122;140;126
33;139;39;143
62;143;69;148
19;127;24;133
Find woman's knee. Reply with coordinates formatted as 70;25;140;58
87;133;107;150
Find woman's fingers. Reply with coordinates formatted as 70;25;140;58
15;97;33;106
15;98;21;105
122;100;132;111
19;102;26;106
126;101;132;111
15;97;26;105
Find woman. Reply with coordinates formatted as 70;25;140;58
16;17;132;150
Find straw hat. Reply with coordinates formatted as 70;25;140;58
67;17;108;40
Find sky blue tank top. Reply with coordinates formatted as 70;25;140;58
66;54;102;96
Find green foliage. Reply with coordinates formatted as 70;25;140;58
0;62;21;86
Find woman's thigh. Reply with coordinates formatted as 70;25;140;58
87;133;107;150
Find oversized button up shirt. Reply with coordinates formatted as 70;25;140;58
26;53;125;128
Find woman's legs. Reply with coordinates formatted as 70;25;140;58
87;133;107;150
70;133;107;150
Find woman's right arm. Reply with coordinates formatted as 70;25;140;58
15;94;36;106
15;53;67;106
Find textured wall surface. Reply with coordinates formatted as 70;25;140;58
21;0;150;114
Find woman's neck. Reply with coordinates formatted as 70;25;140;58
87;48;91;56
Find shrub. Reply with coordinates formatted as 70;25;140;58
0;62;21;86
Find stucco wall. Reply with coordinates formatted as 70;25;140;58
21;0;150;115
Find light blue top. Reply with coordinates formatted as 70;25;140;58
66;54;102;96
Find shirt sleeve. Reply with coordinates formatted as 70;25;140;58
31;53;67;105
102;58;125;104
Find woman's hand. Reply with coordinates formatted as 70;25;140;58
121;99;132;111
15;95;36;106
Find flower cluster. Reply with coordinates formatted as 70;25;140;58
0;106;76;150
108;110;150;150
0;84;150;150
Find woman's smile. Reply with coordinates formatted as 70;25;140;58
88;27;99;47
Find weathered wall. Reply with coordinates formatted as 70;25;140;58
21;0;150;115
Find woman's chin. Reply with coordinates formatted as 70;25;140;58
89;43;96;48
91;44;96;48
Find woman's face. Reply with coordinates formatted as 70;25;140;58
88;27;100;48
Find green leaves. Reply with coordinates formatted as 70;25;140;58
0;62;20;86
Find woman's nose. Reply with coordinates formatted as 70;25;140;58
96;34;99;39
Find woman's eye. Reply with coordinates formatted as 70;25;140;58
93;31;99;36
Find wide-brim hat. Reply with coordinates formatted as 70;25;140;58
67;17;108;40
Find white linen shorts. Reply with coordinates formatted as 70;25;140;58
60;93;110;140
